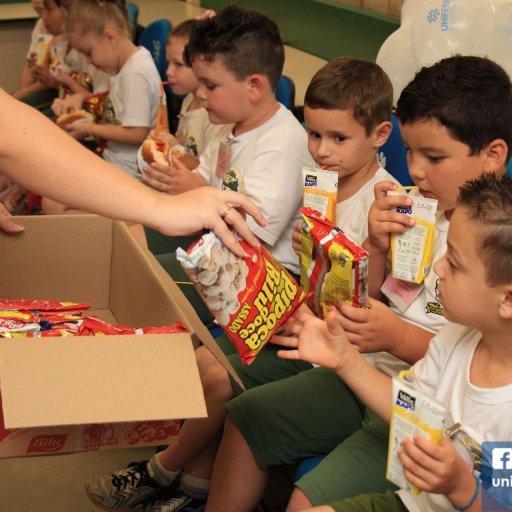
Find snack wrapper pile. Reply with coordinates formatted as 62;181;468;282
0;299;188;338
300;207;368;318
176;232;306;364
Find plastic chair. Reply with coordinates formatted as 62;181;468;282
139;19;172;81
275;75;296;110
377;114;414;186
127;2;139;27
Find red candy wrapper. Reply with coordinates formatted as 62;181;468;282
300;207;368;318
0;299;90;312
176;232;305;364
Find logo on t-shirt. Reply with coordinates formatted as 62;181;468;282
425;278;444;316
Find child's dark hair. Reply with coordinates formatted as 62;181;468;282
184;5;284;90
305;57;393;135
396;56;512;160
458;173;512;286
66;0;131;38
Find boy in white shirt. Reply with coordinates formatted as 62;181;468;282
275;172;512;512
201;55;512;512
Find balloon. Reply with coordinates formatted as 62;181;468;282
411;0;498;68
377;30;417;107
487;2;512;78
376;0;424;106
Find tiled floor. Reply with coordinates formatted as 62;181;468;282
0;3;324;511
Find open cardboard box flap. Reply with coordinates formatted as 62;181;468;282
0;215;242;434
0;334;204;429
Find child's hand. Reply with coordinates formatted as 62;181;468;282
32;64;58;88
52;68;74;86
64;121;90;140
398;435;477;508
273;302;314;337
27;53;37;70
291;221;302;256
335;298;400;354
367;181;415;254
272;307;357;371
149;129;179;148
142;156;204;194
52;94;84;117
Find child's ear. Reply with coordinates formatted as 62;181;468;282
498;286;512;321
373;120;393;149
103;26;119;48
483;138;508;173
247;74;267;102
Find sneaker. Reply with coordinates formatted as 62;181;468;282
141;493;205;512
85;461;166;511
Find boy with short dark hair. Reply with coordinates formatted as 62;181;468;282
202;55;512;512
279;172;512;512
86;6;313;512
295;56;397;248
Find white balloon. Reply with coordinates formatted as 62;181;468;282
377;29;417;106
487;2;512;78
411;0;498;68
376;0;426;106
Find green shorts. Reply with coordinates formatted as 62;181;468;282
225;367;397;505
215;333;313;395
328;491;407;512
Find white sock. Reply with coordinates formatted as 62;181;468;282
178;473;210;500
147;453;180;486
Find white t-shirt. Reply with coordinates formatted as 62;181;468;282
27;18;49;58
176;93;231;157
336;165;400;245
397;322;512;512
368;211;449;376
195;105;314;274
103;47;161;178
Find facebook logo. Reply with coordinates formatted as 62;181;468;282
493;449;512;470
482;442;512;510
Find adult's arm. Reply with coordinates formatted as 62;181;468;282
0;91;266;255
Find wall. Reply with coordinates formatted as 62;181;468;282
201;0;399;61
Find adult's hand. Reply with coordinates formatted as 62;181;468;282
154;186;267;256
0;204;24;234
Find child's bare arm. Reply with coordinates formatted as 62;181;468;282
336;299;433;364
66;123;149;146
273;308;393;422
364;181;415;298
12;81;47;99
399;435;479;511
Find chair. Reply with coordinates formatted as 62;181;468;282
275;75;296;111
127;2;139;27
138;19;172;81
377;114;414;186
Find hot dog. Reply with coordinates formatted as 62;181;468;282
56;109;94;128
141;139;170;166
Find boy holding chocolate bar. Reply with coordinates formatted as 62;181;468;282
201;56;512;512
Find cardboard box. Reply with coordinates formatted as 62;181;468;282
0;215;240;458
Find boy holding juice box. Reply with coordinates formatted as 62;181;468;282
200;56;511;512
293;56;400;250
274;172;512;512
